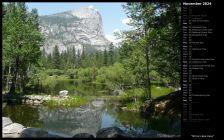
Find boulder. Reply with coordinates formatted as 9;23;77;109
47;131;70;138
20;128;48;138
3;123;24;134
96;127;129;138
59;90;68;97
42;95;51;101
28;100;33;105
2;133;21;138
33;100;40;105
140;91;181;116
2;117;13;128
72;133;94;138
92;100;104;107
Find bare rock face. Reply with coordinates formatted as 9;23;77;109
39;7;111;54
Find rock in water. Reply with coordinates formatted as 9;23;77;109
3;123;24;134
72;133;94;138
2;117;13;128
96;127;129;138
59;90;68;97
140;91;181;116
20;128;48;138
92;100;104;107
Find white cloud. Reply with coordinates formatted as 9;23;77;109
113;28;121;33
88;5;99;12
105;34;115;43
122;17;132;25
88;5;94;9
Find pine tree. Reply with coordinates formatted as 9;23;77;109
103;48;108;66
3;2;43;93
72;46;76;68
108;43;115;65
77;49;81;68
52;45;60;69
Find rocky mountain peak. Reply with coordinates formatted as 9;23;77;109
39;7;111;54
71;7;101;19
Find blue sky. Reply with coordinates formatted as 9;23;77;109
26;2;132;44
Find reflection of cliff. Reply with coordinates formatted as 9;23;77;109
38;101;104;136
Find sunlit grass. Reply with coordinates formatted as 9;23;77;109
108;85;174;111
151;85;174;99
44;95;88;108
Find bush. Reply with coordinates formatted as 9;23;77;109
96;63;135;90
66;69;78;79
46;69;64;76
77;67;95;82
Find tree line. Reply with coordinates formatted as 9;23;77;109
40;43;119;70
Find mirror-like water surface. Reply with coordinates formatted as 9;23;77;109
2;100;180;137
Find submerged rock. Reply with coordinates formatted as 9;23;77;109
96;127;130;138
20;128;48;138
72;133;94;138
92;100;104;107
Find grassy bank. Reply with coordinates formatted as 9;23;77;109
44;95;89;109
107;85;175;111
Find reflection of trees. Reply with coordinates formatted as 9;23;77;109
104;103;145;128
2;105;43;128
103;103;180;135
41;79;106;96
142;115;180;135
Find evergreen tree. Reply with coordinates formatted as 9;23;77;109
3;2;43;93
46;53;53;69
52;45;60;69
71;46;76;68
77;49;81;68
103;48;108;66
121;3;181;99
108;43;115;65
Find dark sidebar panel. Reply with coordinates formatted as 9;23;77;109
181;0;216;138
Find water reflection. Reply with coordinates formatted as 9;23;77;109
38;101;104;136
41;80;107;96
2;100;180;137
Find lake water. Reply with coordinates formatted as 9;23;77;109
3;79;180;137
38;79;110;96
2;100;180;137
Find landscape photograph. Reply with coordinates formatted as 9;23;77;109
2;2;181;138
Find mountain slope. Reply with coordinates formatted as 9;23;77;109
39;7;111;54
